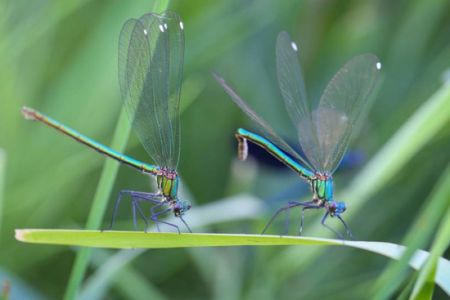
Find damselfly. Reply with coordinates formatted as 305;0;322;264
214;32;381;238
22;11;191;232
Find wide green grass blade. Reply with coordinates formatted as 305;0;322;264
15;229;450;295
16;230;339;248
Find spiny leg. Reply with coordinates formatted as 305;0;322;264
337;215;353;239
132;198;150;231
151;208;180;234
107;190;161;231
283;201;314;236
179;215;192;233
321;212;344;240
299;202;322;235
284;203;291;236
150;202;168;232
262;201;307;235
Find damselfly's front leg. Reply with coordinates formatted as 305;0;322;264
151;208;180;234
321;212;353;240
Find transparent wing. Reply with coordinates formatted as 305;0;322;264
118;11;184;169
276;32;381;174
213;73;315;171
276;31;319;171
311;54;381;173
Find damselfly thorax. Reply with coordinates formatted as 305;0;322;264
157;168;179;199
311;173;333;203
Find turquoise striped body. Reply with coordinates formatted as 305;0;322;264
312;175;333;202
22;107;160;176
236;128;315;180
236;128;335;203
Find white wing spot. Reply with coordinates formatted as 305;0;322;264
143;29;148;35
159;24;165;32
376;62;382;70
291;42;298;52
164;23;168;30
179;21;184;30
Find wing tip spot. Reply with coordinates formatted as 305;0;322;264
159;24;165;32
179;21;184;30
291;42;298;52
143;29;148;35
376;62;382;70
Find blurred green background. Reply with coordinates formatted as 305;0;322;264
1;0;450;299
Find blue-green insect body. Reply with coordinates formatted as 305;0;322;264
215;31;381;238
311;174;333;201
22;11;192;233
157;169;179;199
236;128;314;180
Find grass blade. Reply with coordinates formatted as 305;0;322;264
15;229;450;295
16;230;340;248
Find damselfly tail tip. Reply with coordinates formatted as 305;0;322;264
21;106;38;120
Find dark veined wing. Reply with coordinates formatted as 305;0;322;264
118;11;184;170
276;31;318;171
213;73;315;171
313;54;381;174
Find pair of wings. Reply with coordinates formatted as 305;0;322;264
118;11;184;170
215;32;381;174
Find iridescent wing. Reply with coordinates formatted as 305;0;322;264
276;31;318;171
276;31;381;173
213;73;315;171
312;54;380;173
118;11;184;169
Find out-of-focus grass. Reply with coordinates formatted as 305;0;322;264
1;0;450;299
0;150;5;236
373;161;450;299
410;164;450;299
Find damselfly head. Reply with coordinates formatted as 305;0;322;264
174;200;192;216
329;201;346;217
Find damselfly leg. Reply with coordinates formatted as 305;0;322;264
262;201;319;235
321;212;353;240
108;190;162;231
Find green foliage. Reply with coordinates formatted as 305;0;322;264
1;0;450;299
